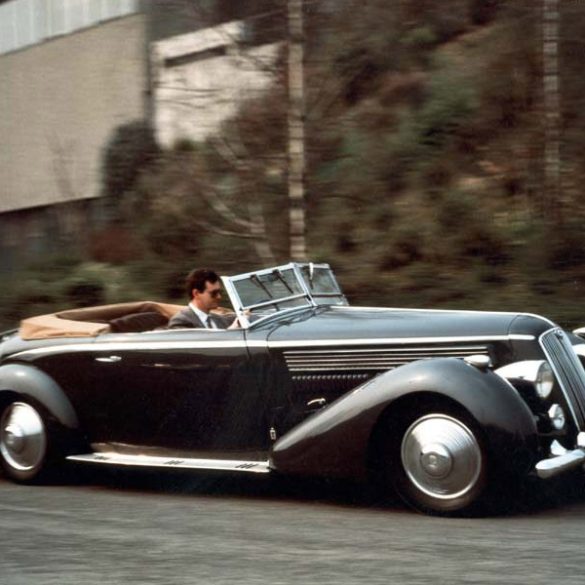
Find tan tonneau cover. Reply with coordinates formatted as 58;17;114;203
19;301;183;340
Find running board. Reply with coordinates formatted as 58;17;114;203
66;452;271;474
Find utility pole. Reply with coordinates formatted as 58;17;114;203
287;0;307;261
543;0;561;224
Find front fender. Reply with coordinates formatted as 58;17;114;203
270;358;538;480
0;364;79;430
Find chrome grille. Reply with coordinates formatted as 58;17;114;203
284;345;489;373
540;328;585;429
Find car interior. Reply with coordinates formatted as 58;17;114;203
19;301;189;339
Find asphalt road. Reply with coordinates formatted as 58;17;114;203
1;469;584;585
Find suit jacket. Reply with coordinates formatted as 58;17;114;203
167;307;232;329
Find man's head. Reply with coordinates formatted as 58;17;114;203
186;268;222;313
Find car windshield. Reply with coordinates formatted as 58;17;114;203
222;263;347;327
298;264;346;305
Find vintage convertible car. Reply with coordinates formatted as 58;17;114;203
1;262;585;515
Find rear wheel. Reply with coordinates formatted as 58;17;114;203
385;408;488;515
0;401;49;483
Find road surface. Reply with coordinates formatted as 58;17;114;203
0;469;583;584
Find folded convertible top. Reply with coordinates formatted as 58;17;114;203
19;301;184;340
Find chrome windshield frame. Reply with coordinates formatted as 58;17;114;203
221;262;346;329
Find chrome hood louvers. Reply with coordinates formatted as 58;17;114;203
283;344;490;373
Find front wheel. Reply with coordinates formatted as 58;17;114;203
390;411;488;515
0;401;50;483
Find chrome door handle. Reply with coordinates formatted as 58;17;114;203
95;355;122;363
307;398;327;408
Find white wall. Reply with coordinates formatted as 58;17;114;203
0;13;148;213
0;0;139;55
151;21;280;147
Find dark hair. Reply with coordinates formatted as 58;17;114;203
185;268;220;299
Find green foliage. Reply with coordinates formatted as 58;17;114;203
0;258;161;329
402;27;437;52
102;121;160;203
6;1;585;333
60;263;142;303
401;27;438;67
420;1;472;43
544;221;585;270
416;69;478;151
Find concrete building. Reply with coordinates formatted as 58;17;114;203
152;20;279;147
0;0;280;272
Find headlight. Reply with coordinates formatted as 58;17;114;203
495;360;555;399
535;362;554;400
548;404;566;431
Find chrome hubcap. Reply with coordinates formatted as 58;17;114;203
419;443;453;478
401;414;482;500
5;423;25;452
0;403;46;471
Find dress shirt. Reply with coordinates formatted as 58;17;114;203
189;303;216;329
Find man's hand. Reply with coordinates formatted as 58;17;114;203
227;310;251;329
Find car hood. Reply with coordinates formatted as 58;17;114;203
265;306;556;344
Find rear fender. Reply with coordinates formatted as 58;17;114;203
0;364;79;430
270;358;538;480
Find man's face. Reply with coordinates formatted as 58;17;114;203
192;280;222;313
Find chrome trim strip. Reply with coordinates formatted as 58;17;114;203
287;363;484;372
284;352;489;360
11;335;530;360
286;356;484;364
67;453;271;473
10;340;268;359
269;335;532;348
286;353;486;360
289;365;424;372
284;346;490;355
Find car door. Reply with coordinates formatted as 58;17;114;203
82;327;271;455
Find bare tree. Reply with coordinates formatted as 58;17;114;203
287;0;307;261
543;0;562;224
149;1;287;263
200;134;276;265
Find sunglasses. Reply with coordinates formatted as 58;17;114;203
208;289;222;298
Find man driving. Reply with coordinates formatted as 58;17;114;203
168;268;234;329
